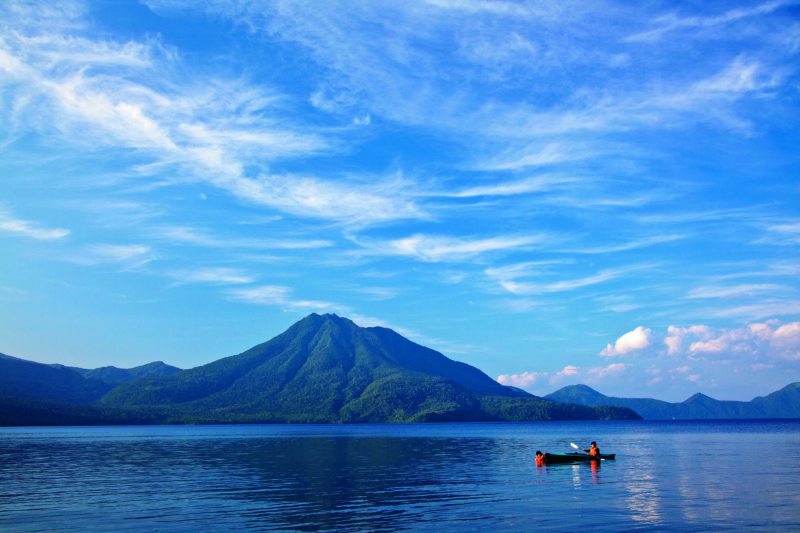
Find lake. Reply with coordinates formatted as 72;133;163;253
1;420;798;532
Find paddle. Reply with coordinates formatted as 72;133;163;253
571;442;604;460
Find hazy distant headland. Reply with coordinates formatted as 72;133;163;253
545;383;800;420
2;313;797;427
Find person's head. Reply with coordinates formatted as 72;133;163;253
591;441;597;446
535;451;543;457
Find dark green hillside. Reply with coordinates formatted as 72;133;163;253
100;314;639;423
545;383;800;420
0;395;162;426
480;396;641;421
0;357;113;404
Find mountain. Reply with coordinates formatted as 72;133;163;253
99;314;640;423
2;351;180;385
0;357;114;404
545;383;800;419
52;361;182;384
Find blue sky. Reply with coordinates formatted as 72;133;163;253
1;0;798;401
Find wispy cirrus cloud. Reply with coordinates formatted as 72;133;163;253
0;6;431;228
152;226;334;249
228;285;344;312
755;221;800;245
169;268;255;286
636;206;767;224
561;235;685;254
354;233;545;262
686;284;786;299
626;0;796;42
471;143;588;171
441;175;579;198
144;0;795;143
0;211;70;240
67;243;156;268
226;173;426;225
355;286;401;300
709;302;800;321
485;260;572;281
500;264;656;295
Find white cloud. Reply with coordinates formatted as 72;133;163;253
603;303;641;313
228;173;425;226
774;323;800;339
69;244;155;268
626;1;794;42
710;302;800;321
600;326;652;357
686;284;785;299
664;325;716;356
0;11;433;228
497;371;547;389
663;321;800;362
357;233;544;262
140;0;794;146
485;260;570;281
228;285;343;312
444;175;578;198
563;235;685;254
0;212;70;240
498;365;583;390
170;268;255;286
757;221;800;245
549;365;580;384
586;363;627;382
346;313;467;352
501;264;654;295
355;286;400;300
472;143;578;171
152;226;333;249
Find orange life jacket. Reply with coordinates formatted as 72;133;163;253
589;446;599;456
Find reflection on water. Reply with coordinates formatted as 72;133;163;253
1;421;798;532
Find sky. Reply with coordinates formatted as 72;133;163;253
0;0;798;402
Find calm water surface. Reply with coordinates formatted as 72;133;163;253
1;420;799;532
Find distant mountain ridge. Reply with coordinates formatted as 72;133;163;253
51;361;182;384
0;352;181;385
545;384;800;420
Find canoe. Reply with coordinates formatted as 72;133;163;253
543;452;616;464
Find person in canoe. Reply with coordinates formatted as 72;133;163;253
535;451;545;467
582;442;600;456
